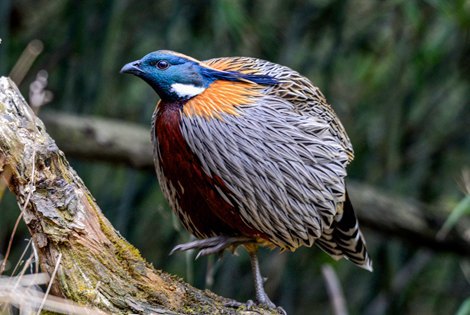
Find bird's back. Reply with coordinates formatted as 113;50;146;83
204;56;354;162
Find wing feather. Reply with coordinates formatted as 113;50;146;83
181;93;346;250
178;57;363;257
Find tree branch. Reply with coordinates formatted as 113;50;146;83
347;183;470;256
38;111;470;258
0;76;277;314
321;264;348;315
40;111;153;169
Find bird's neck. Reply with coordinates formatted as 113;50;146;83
152;100;188;184
153;100;184;137
153;83;206;103
170;83;206;99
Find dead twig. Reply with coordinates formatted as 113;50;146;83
321;264;348;315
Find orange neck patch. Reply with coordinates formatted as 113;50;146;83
180;57;270;120
182;79;264;120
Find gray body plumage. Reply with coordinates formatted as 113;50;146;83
153;56;372;271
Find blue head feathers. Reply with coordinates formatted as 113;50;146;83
121;50;278;102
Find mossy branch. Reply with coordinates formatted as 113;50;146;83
0;77;276;314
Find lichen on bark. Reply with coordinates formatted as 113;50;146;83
0;77;276;315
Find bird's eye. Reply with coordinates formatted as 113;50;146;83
156;60;170;70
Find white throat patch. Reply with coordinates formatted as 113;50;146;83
171;83;206;98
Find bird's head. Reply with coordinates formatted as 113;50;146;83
121;50;278;103
121;50;209;102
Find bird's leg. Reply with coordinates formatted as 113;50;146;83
172;238;286;313
247;246;276;308
226;246;287;314
170;235;254;259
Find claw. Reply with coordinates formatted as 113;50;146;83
225;299;286;314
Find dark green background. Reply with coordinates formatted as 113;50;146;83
1;1;469;314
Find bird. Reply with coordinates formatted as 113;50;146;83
121;50;372;311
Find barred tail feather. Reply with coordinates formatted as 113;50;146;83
316;192;373;271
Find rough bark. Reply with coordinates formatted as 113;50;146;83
38;111;470;258
0;77;277;314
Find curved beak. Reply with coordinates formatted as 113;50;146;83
120;60;143;75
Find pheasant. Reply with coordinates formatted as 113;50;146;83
121;50;372;310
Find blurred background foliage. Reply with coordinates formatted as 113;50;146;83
0;0;469;314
